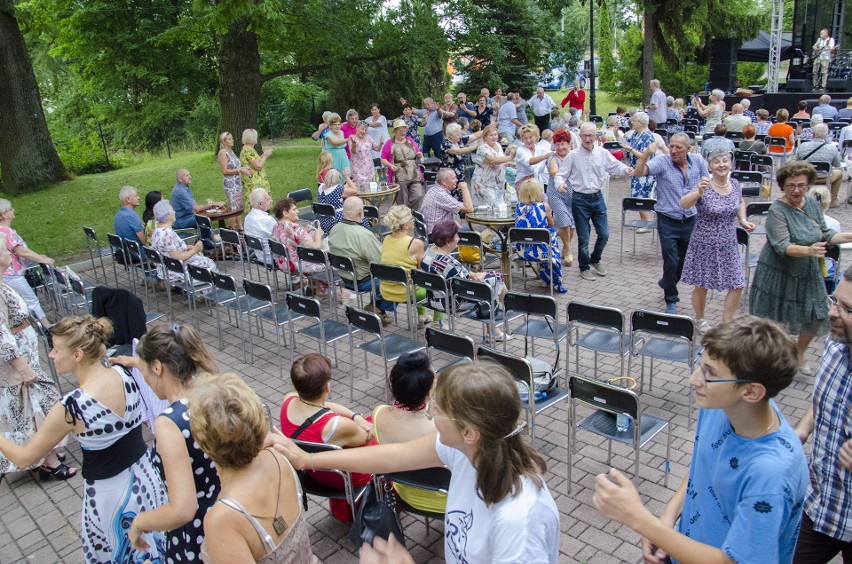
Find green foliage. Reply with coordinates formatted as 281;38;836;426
738;62;767;87
598;1;617;91
263;80;327;139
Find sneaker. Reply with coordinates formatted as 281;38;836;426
665;303;677;315
590;262;608;276
830;200;840;209
494;330;513;342
636;228;652;234
696;318;712;333
418;313;433;329
562;254;574;266
580;270;596;281
798;363;814;376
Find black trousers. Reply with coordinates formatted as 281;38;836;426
534;114;550;132
792;512;852;563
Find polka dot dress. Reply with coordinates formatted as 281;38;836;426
151;399;220;563
64;366;168;563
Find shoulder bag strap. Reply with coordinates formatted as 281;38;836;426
290;407;332;440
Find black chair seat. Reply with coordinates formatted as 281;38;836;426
298;472;365;501
637;337;703;363
513;319;568;341
298;319;349;342
358;333;424;359
577;329;630;355
578;410;669;446
526;387;570;410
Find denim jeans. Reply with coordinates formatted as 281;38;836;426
422;132;444;159
571;191;610;271
343;278;396;313
656;213;696;304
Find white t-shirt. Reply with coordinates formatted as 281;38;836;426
435;434;560;563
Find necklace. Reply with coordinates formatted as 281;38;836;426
762;410;777;436
299;398;326;410
248;450;289;536
710;178;730;190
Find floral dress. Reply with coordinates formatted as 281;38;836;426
474;106;493;127
63;366;168;563
681;180;746;291
240;146;270;212
626;129;657;199
514;203;567;294
221;149;242;210
397;115;421;146
349;136;377;183
152;400;220;563
271;222;326;275
471;143;507;208
0;283;60;474
150;226;217;282
441;138;468;197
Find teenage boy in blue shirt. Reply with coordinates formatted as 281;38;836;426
593;315;808;564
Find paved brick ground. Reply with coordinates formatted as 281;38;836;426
1;174;848;563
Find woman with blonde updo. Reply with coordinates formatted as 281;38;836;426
110;322;220;563
191;373;318;563
514;179;567;294
0;315;167;563
240;129;273;213
381;205;441;327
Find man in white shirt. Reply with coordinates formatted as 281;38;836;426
812;29;836;90
723;104;751;133
646;80;668;126
558;123;634;280
497;93;523;143
528;87;557;132
243;188;277;265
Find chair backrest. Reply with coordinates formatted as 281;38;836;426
425;326;475;362
503;291;557;320
287;188;314;207
123;239;145;262
370;262;408;285
220;228;241;246
384;467;452;494
363;205;380;220
285;292;322;320
569;374;640;421
144;246;163;263
724;131;744;141
654;129;669;141
412;210;425;224
476;345;533;385
746;201;771;218
268;239;288;263
107;233;127;264
622;197;656;213
69;276;87;298
242;278;273;303
508;227;550;246
51;266;68;287
631;309;695;342
602;141;622;151
187;264;213;284
83;226;99;243
212;271;238;293
767;136;788;150
589;114;604;125
244;234;264;253
162;256;185;276
731;171;763;185
312;202;337;218
195;214;213;229
411;268;449;298
683;130;696;140
456;230;482;260
681;118;699;128
345;305;382;336
328;252;356;277
810;160;831;174
450;277;492;305
297;245;328;267
414;219;428;242
827;122;845;132
567;301;624;332
750;154;773;168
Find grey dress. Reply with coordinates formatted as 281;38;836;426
749;195;837;336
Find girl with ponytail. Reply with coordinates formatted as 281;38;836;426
0;315;168;563
273;360;560;563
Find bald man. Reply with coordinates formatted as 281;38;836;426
170;168;223;230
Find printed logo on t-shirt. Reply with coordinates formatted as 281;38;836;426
445;510;473;562
753;500;773;513
729;457;739;470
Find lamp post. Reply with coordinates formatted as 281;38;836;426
589;0;596;116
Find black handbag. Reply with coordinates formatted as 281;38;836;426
349;480;406;548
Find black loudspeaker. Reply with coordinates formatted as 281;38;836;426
785;79;810;92
709;38;738;92
826;77;852;92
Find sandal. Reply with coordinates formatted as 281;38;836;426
39;463;77;482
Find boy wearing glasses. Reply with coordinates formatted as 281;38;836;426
592;315;808;563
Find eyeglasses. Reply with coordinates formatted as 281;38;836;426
828;295;852;316
783;183;809;191
425;398;458;422
696;364;752;385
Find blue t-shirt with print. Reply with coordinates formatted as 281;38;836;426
675;402;808;564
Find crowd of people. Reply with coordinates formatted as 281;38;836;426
1;81;851;563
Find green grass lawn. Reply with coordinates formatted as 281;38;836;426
5;89;638;263
546;88;640;117
6;146;321;262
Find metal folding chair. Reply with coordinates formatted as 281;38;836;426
424;326;475;372
567;301;631;379
507;227;555;296
620;198;657;260
83;226;109;285
285;292;349;366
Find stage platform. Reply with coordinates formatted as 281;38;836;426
740;91;852;115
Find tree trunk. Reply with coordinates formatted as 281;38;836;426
642;0;654;105
216;17;264;157
0;0;69;194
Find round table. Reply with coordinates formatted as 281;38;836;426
198;205;243;228
355;182;400;214
465;211;516;289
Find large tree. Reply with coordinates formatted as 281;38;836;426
0;0;68;193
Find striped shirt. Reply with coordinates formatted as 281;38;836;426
804;338;852;541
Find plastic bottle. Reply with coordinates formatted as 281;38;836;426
497;188;508;218
616;413;629;433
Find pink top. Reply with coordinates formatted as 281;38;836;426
380;136;423;184
0;226;27;276
341;122;357;157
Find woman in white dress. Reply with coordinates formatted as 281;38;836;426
470;125;516;208
366;103;391;159
514;124;554;188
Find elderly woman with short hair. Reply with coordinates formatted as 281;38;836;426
239;128;272;212
149;200;217;282
441;123;479;195
768;108;796;154
0;199;53;325
514;124;554;188
693;89;726;133
621;111;657;224
798;113;825;142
